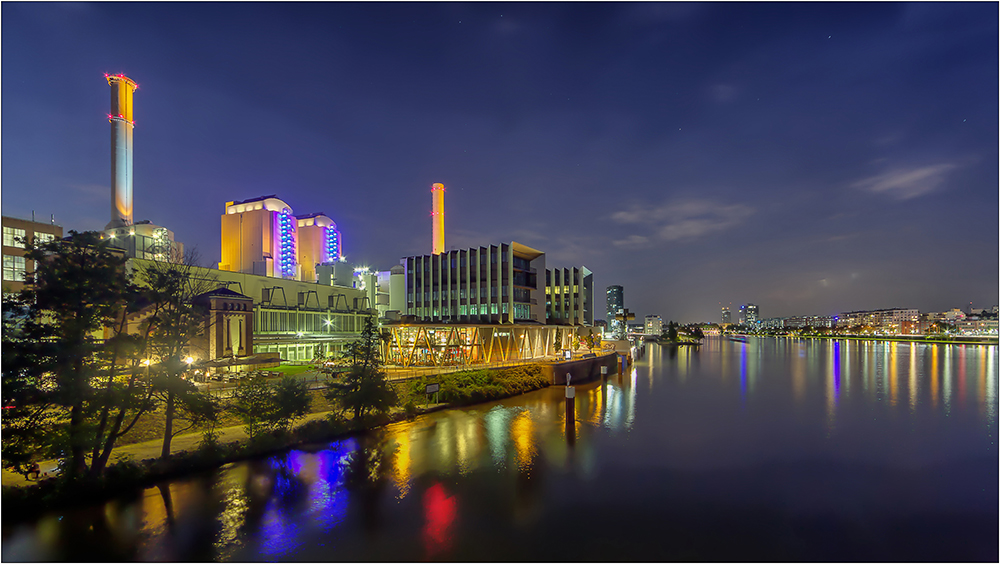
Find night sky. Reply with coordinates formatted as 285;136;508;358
2;3;997;323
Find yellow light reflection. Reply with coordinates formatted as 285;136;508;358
510;410;536;474
909;343;918;413
888;344;898;407
930;345;939;410
392;428;412;499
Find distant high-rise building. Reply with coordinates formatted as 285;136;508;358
721;306;731;324
606;285;624;339
746;303;759;325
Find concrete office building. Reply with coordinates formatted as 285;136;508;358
386;242;597;367
545;266;594;326
2;216;63;294
721;306;731;325
645;315;663;336
402;242;547;324
838;308;919;333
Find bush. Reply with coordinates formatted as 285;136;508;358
410;365;549;406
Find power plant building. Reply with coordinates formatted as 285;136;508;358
219;195;343;282
296;213;342;282
99;73;183;260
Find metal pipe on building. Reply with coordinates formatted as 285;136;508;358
105;73;138;229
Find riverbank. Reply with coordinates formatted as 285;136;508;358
1;364;557;522
772;334;998;345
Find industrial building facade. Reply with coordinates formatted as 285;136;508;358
219;195;342;282
130;258;372;366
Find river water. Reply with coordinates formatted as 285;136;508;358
3;338;997;561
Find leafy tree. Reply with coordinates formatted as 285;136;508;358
1;296;59;476
325;316;398;424
5;231;150;478
231;375;311;441
135;252;218;458
231;375;277;442
663;321;679;343
271;376;311;432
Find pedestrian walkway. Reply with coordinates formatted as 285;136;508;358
0;409;337;488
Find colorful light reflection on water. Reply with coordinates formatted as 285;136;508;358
2;338;996;561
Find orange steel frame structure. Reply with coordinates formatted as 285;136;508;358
383;324;577;368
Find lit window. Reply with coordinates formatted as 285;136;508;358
3;227;26;248
2;254;26;281
34;232;55;244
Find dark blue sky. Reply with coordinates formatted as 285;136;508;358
2;3;997;322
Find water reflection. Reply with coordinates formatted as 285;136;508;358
3;338;996;562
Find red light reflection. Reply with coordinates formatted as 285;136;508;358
423;483;457;559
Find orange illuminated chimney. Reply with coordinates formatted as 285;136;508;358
431;183;445;254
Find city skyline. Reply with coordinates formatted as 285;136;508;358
2;3;996;322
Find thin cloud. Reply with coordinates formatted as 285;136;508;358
612;199;754;247
852;163;957;200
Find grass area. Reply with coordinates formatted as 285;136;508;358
117;388;338;447
268;363;318;376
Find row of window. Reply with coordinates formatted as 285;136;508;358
412;303;508;317
409;286;514;301
3;227;55;248
255;309;365;334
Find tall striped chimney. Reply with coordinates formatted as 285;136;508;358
431;182;445;254
105;73;137;229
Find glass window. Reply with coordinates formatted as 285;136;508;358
2;255;25;281
34;232;55;244
3;227;26;248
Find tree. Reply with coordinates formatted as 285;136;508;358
231;375;311;441
1;296;59;477
325;315;398;425
135;251;218;458
663;321;679;343
231;375;277;442
5;231;148;479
